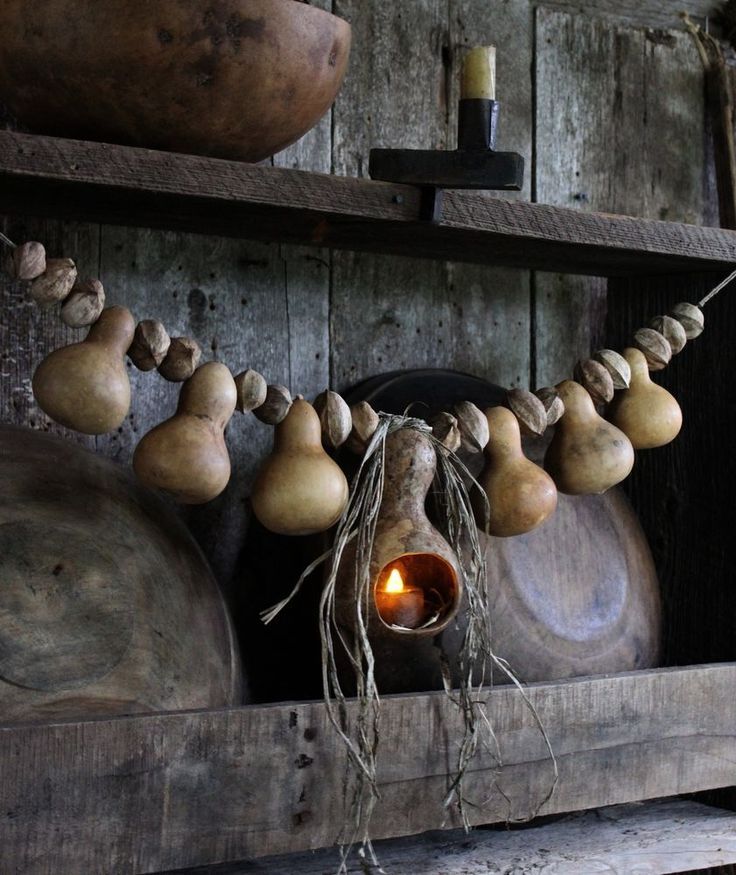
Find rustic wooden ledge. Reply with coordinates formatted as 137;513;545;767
167;799;736;874
2;130;736;276
1;663;736;874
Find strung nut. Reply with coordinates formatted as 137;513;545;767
253;384;292;425
313;389;352;449
633;327;671;371
430;411;462;452
649;315;686;355
346;401;379;454
129;320;171;371
506;388;547;436
6;241;46;281
29;257;77;305
60;278;106;328
235;369;268;413
455;400;490;451
158;336;202;382
574;359;614;405
592;349;631;390
669;302;704;339
535;387;565;426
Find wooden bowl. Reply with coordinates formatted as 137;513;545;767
0;0;350;161
0;426;242;723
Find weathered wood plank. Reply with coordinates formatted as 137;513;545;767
539;0;713;32
534;8;705;385
0;216;99;450
1;664;736;874
445;0;533;388
1;131;734;276
164;800;736;874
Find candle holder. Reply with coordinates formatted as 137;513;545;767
369;46;523;221
335;427;463;639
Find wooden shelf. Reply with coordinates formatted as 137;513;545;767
2;130;736;277
2;663;736;874
173;799;736;874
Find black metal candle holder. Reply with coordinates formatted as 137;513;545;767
369;98;524;222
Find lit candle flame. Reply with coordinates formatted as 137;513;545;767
384;568;405;593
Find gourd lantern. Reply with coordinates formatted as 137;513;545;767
336;427;463;638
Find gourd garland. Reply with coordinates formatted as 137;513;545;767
0;231;727;534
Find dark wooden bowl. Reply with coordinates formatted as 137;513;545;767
0;426;242;723
0;0;350;162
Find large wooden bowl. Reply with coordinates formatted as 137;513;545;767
0;0;350;162
0;426;242;723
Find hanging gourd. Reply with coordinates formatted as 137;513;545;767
133;361;237;504
475;406;557;536
336;427;462;635
544;380;634;495
32;305;135;434
607;347;682;449
251;398;349;535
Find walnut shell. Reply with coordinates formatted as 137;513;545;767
669;302;704;339
430;411;461;452
535;387;565;426
454;400;490;451
649;315;686;355
6;241;47;281
29;258;77;306
129;320;171;371
253;384;292;425
633;327;672;371
574;359;614;405
313;389;352;449
234;369;268;413
346;401;380;454
60;278;106;328
592;349;631;390
158;336;202;382
506;388;547;436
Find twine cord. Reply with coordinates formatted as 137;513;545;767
698;267;736;308
0;232;15;249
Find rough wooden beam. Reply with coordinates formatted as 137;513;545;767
1;664;736;874
2;131;736;276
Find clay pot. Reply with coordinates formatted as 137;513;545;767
0;425;242;722
0;0;351;162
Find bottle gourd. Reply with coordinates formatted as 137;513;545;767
607;347;682;449
476;406;557;536
251;398;349;535
133;362;236;504
544;380;634;495
32;306;135;434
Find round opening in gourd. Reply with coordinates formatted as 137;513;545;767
374;553;459;633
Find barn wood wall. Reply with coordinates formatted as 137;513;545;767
0;0;711;702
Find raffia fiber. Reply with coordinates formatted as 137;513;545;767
262;412;557;873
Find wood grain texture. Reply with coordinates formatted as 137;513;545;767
534;8;705;385
606;273;735;671
539;0;713;31
2;130;734;276
1;664;735;874
0;216;99;449
0;424;241;722
330;0;531;391
164;800;736;874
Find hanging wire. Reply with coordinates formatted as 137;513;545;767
698;267;736;308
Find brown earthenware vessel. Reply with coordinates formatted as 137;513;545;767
0;0;351;162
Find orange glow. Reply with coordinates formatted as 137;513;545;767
383;567;405;593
